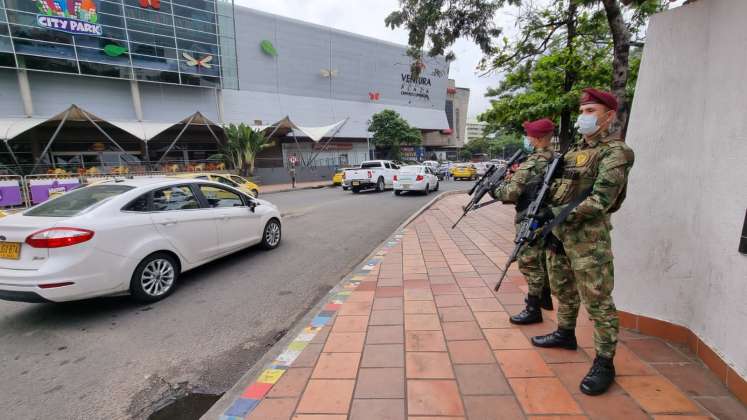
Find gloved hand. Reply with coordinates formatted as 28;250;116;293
534;206;555;224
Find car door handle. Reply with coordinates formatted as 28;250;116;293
160;219;178;226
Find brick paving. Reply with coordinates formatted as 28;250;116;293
221;194;747;420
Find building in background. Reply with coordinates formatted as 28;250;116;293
0;3;451;179
421;79;469;161
465;119;487;144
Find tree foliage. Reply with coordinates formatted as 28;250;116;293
217;124;274;176
368;110;422;160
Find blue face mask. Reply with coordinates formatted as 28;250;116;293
576;114;600;135
523;136;534;152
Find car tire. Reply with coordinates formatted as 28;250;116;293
352;187;360;194
394;190;402;196
376;177;385;192
435;182;440;191
261;218;282;250
342;186;348;191
424;184;430;195
130;252;180;303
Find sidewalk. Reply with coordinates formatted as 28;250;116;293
217;194;747;420
260;180;333;194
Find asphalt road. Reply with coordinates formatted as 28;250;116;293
0;180;466;420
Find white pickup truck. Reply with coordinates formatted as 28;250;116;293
345;160;399;193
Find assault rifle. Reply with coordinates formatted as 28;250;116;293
451;150;525;229
494;154;562;291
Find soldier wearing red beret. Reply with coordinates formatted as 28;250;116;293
491;118;557;324
531;88;635;396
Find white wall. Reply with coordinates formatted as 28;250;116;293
615;0;747;377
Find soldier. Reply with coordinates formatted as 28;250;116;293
491;118;555;324
531;88;635;396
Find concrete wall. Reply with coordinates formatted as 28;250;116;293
615;0;747;377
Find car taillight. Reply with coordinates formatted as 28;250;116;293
26;228;95;248
367;171;372;178
393;175;398;181
416;175;424;181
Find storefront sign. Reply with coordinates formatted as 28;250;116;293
29;178;80;204
35;0;102;36
312;142;352;151
400;146;424;160
400;73;431;101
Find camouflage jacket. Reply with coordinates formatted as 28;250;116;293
549;130;635;224
493;147;554;206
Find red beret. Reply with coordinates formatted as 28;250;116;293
522;118;555;138
580;88;618;111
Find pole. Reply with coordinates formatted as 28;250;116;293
30;109;69;174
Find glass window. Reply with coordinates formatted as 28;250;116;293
126;17;175;37
131;53;180;72
134;68;180;84
172;5;216;24
129;42;177;59
76;46;130;66
152;186;200;211
179;73;219;87
198;185;243;208
128;30;176;49
213;176;238;187
124;194;150;212
175;27;217;45
79;61;132;79
13;38;76;59
10;24;73;45
25;185;134;217
16;54;78;74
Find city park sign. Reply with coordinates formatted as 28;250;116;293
35;0;103;36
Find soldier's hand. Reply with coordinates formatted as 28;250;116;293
535;206;554;224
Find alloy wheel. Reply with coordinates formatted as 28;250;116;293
140;259;175;297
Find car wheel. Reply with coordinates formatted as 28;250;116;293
261;218;282;250
352;187;360;194
130;253;179;303
394;190;402;196
251;189;259;198
435;182;440;191
376;177;385;192
424;184;430;195
342;186;348;191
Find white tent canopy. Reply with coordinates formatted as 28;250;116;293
0;118;49;141
261;116;349;142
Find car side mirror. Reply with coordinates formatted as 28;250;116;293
248;200;257;212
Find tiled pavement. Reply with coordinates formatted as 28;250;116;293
220;194;747;420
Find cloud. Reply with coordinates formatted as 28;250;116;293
233;0;503;119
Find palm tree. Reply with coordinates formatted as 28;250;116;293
214;123;274;176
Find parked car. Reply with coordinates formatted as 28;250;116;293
393;165;440;196
473;162;488;177
450;163;478;180
344;160;399;193
341;166;359;191
0;178;281;303
175;173;260;197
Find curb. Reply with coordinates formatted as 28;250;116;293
201;189;466;420
261;184;333;195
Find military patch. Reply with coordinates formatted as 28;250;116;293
576;152;590;166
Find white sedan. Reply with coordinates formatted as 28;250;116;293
0;178;282;303
393;165;440;196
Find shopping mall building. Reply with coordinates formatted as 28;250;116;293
0;0;467;179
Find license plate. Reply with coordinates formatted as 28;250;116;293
0;242;21;260
402;184;410;189
352;181;360;186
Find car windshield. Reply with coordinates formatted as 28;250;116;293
25;185;134;217
360;162;382;169
229;175;247;184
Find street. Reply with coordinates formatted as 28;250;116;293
0;181;465;420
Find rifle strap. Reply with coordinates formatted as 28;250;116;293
540;186;594;239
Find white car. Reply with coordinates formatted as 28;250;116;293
0;178;282;303
393;165;440;196
345;160;399;193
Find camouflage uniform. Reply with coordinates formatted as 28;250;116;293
493;147;554;297
546;130;635;358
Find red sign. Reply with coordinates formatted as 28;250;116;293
139;0;160;9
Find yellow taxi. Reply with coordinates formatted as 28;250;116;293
175;173;260;197
332;168;345;186
450;163;478;180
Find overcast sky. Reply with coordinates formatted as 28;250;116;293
234;1;685;120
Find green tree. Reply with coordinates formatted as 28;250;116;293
459;149;473;161
386;0;670;146
217;123;274;176
367;110;422;161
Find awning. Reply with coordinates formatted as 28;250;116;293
0;118;49;141
261;116;348;142
107;121;175;141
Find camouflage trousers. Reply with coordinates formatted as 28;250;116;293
546;218;619;358
516;232;549;297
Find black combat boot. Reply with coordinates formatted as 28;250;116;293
580;355;616;396
540;286;553;310
509;295;542;325
531;328;578;350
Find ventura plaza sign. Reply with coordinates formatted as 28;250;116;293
35;0;103;36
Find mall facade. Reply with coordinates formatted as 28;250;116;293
0;1;460;175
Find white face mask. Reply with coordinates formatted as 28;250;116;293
575;114;600;135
